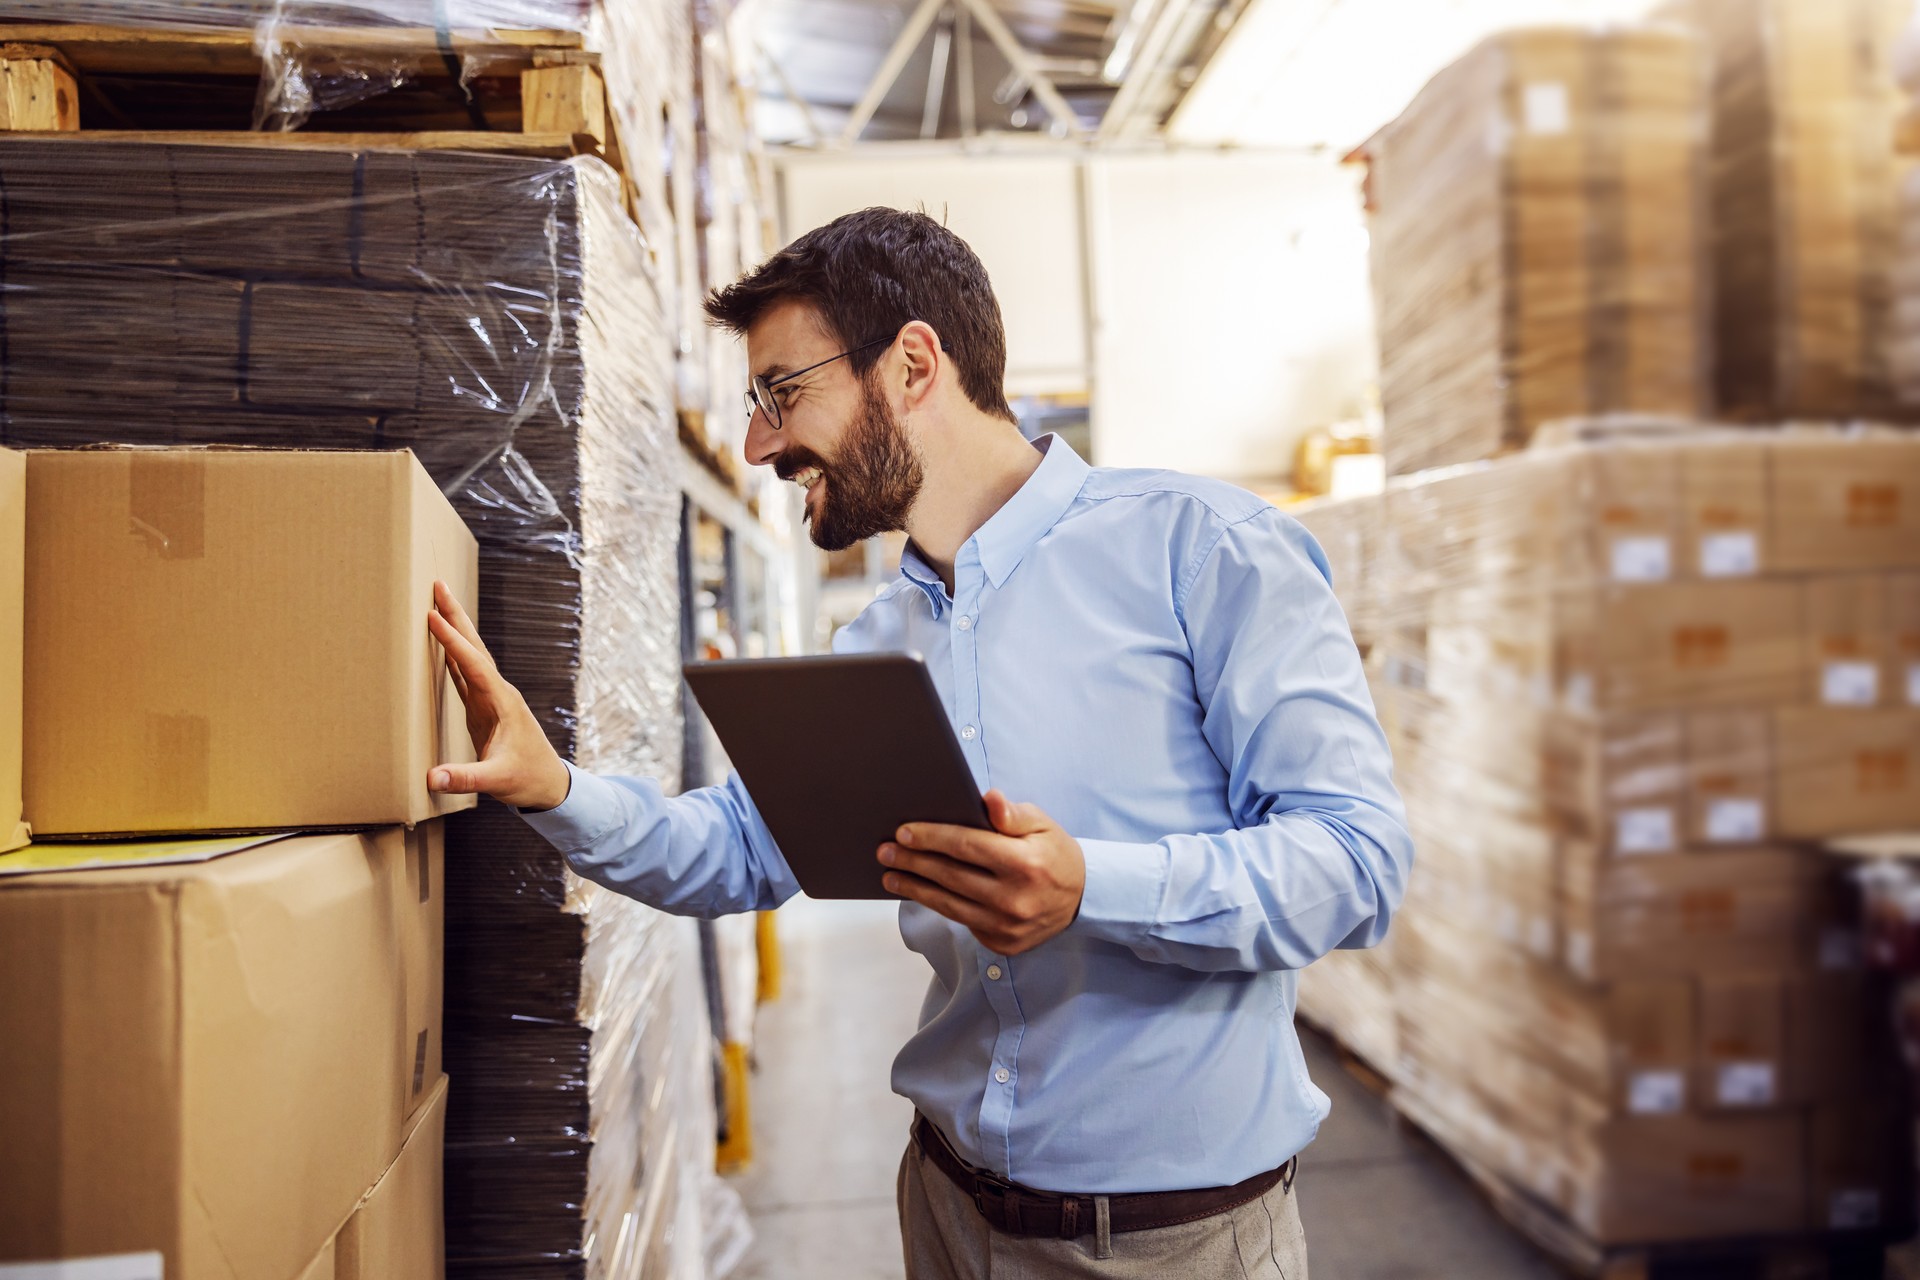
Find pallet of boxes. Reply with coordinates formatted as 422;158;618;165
0;446;469;1278
1300;13;1920;1275
0;5;752;1276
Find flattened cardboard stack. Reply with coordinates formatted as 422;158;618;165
1660;0;1915;420
0;138;714;1279
1360;27;1711;476
1296;428;1919;1250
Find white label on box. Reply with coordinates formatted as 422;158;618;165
1698;530;1759;578
1609;535;1671;583
1567;930;1594;977
1822;661;1880;706
1526;915;1554;957
1716;1061;1777;1106
1820;927;1865;970
1830;1188;1883;1230
1615;806;1676;855
1705;797;1765;843
1908;663;1920;707
0;1255;164;1280
1628;1069;1686;1114
1523;81;1571;134
1495;901;1521;943
1563;672;1595;713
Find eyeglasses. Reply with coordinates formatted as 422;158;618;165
742;335;894;431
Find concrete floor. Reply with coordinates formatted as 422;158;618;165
725;895;1562;1280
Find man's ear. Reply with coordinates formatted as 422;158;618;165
897;320;945;411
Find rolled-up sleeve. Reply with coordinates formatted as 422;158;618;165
520;761;803;918
1072;509;1414;972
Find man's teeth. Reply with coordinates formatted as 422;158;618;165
792;467;822;489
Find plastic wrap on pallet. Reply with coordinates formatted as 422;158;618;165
1359;26;1712;477
0;138;742;1279
1657;0;1916;422
1294;423;1920;1250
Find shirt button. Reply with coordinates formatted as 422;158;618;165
986;964;1003;980
994;1068;1010;1084
957;615;973;631
961;725;977;741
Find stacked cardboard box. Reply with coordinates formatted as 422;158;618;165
1659;0;1915;421
0;448;24;853
1297;428;1919;1247
1359;27;1711;477
0;137;718;1279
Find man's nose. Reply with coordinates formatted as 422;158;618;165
744;405;781;469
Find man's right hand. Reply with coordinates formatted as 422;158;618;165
426;579;573;812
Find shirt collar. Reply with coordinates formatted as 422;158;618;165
899;434;1090;598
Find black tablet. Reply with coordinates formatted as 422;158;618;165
683;651;992;900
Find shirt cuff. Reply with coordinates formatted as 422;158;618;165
1071;837;1167;946
516;762;622;854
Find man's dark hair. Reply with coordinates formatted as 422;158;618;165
704;207;1017;423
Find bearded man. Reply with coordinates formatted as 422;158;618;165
426;206;1413;1279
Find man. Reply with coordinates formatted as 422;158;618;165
425;207;1412;1278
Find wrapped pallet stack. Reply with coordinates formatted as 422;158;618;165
1660;0;1915;421
1358;26;1711;477
0;2;777;1275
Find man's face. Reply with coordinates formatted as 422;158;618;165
744;301;924;552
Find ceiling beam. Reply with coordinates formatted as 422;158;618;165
840;0;949;145
758;41;826;144
921;12;953;138
953;0;1087;138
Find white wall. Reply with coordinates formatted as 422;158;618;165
780;151;1088;397
775;145;1377;482
1085;151;1375;479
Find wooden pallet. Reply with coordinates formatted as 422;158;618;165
0;21;613;165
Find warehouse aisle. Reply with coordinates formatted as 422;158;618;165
726;895;1560;1280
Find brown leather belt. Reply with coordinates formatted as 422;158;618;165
911;1113;1296;1240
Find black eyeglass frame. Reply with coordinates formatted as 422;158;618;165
743;335;892;431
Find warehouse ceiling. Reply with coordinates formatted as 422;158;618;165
746;0;1252;145
745;0;1668;151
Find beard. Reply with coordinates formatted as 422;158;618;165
783;379;925;552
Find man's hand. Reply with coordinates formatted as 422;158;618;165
877;792;1086;956
425;580;572;811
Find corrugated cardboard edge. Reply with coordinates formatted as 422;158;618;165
334;1073;449;1279
405;451;480;823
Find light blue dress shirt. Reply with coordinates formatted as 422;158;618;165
521;434;1413;1195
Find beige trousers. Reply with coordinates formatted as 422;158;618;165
896;1139;1309;1280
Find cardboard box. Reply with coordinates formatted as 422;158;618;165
1567;847;1818;980
1892;571;1920;708
1544;712;1684;854
1769;436;1920;572
1684;709;1773;845
1694;976;1789;1110
1562;581;1804;711
1575;1113;1808;1243
0;449;24;853
23;447;478;836
1774;708;1920;836
0;829;428;1278
401;822;445;1122
1607;979;1695;1115
1804;574;1893;708
337;1074;448;1280
1681;442;1769;580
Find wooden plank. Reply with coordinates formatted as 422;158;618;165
0;44;77;130
521;64;606;149
0;128;590;157
0;23;587;77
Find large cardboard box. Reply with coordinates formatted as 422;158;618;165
0;828;434;1278
1683;709;1773;846
23;447;478;836
1773;708;1920;836
1575;1114;1808;1243
0;449;24;853
1804;574;1895;708
1559;581;1804;711
336;1074;448;1280
1808;1101;1913;1233
1769;436;1920;572
1566;847;1818;980
1606;979;1695;1115
1694;975;1790;1111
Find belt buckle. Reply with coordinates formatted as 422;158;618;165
971;1167;1015;1218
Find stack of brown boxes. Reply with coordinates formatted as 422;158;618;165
0;448;473;1277
1658;0;1915;421
1297;428;1918;1247
1357;26;1711;477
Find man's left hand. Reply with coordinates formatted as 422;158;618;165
878;791;1086;956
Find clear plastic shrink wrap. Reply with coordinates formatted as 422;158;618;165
1657;0;1916;422
1295;425;1920;1251
1357;26;1712;477
0;139;738;1278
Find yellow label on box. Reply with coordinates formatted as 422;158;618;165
0;833;287;877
